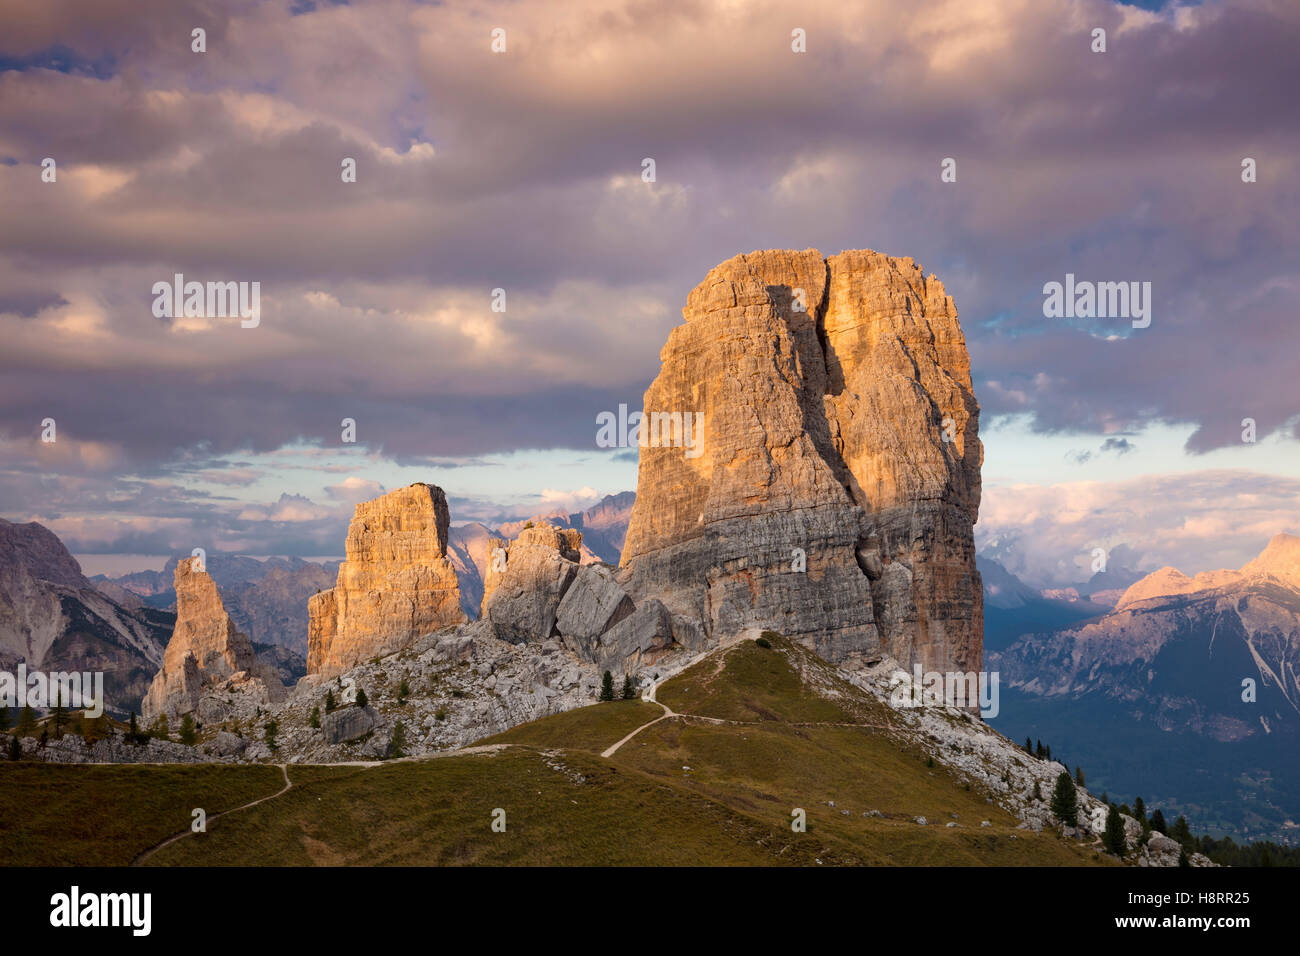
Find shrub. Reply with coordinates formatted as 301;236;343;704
754;637;772;649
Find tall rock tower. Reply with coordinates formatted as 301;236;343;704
620;249;983;674
308;483;465;678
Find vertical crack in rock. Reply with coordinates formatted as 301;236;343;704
621;248;983;675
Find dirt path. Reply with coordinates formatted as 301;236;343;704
132;763;292;865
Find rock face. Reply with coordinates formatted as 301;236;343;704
620;249;983;674
142;557;284;720
308;484;465;678
479;523;583;643
0;519;173;714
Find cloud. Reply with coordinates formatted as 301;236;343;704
0;0;1297;560
977;469;1300;587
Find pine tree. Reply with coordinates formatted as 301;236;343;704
265;719;279;752
1074;765;1085;788
1177;847;1190;867
1045;743;1052;761
0;706;9;732
621;674;635;700
1024;737;1032;753
1172;814;1193;848
179;713;197;746
599;671;615;702
309;706;321;729
390;720;406;759
325;690;336;713
1104;805;1127;856
150;713;170;741
1133;796;1147;827
7;735;19;761
1050;771;1078;826
1149;808;1168;835
397;679;410;704
17;704;35;736
127;712;143;745
355;688;368;708
1035;739;1044;758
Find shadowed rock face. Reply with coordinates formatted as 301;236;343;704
308;483;465;678
620;248;982;674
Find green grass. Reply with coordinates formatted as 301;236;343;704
146;751;845;866
0;634;1112;867
656;634;877;724
477;699;659;751
0;763;284;866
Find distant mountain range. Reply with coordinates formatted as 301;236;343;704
986;534;1300;845
0;519;173;713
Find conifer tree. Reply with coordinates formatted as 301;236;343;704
1074;765;1085;788
1104;805;1127;855
1150;808;1168;835
1050;771;1078;826
599;671;615;702
1035;739;1044;758
325;690;336;713
309;706;321;729
355;688;368;708
0;706;9;732
179;713;197;746
390;720;406;759
621;674;635;700
8;735;19;761
1024;737;1032;753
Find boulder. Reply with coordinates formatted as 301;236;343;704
322;705;378;744
556;564;634;651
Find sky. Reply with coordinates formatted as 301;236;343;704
1;0;1297;586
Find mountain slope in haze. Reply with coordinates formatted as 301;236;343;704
989;533;1300;844
0;520;173;713
96;555;338;655
978;556;1107;651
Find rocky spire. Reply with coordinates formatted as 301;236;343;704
143;556;279;720
308;483;464;677
620;248;983;674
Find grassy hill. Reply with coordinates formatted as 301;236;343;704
0;635;1107;866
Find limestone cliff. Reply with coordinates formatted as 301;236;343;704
308;483;464;677
620;248;982;674
142;557;284;720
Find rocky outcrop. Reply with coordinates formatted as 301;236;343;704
142;557;284;721
308;483;465;678
479;523;582;643
620;249;982;674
